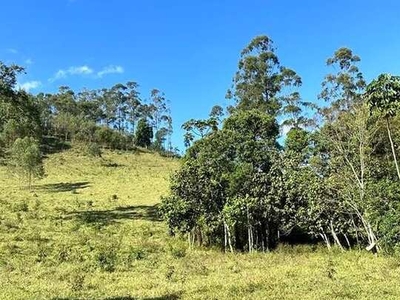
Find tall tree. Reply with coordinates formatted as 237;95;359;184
319;47;366;113
316;48;379;249
227;35;301;115
150;89;167;134
126;81;142;134
149;89;173;151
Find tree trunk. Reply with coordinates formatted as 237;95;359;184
28;172;32;191
343;233;351;249
224;222;227;252
330;221;344;251
248;225;252;253
224;221;234;253
351;217;360;249
386;117;400;181
320;229;331;249
247;206;253;253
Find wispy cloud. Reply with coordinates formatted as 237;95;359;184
97;65;124;77
50;65;93;82
17;81;42;92
49;64;124;82
25;58;34;65
7;48;18;54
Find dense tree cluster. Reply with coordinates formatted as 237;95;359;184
161;36;400;253
35;84;174;153
0;62;176;156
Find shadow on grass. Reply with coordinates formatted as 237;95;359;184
101;161;125;168
35;181;91;193
142;295;181;300
52;293;180;299
64;204;161;227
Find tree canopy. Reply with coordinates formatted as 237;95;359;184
161;35;400;254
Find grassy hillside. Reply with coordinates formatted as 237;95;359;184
1;148;400;300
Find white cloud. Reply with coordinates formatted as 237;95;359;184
70;65;93;75
49;64;123;82
97;65;124;77
25;58;33;65
50;65;93;81
17;81;42;92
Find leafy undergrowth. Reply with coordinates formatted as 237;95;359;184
1;148;400;300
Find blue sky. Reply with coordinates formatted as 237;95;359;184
2;0;400;150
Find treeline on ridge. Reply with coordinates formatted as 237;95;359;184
0;63;177;158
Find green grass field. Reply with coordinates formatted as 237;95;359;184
1;148;400;300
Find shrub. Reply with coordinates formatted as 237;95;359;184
10;137;44;189
168;242;187;258
86;142;102;157
135;119;153;147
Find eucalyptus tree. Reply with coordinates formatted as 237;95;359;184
76;89;104;123
36;93;54;135
149;89;173;151
319;47;366;114
150;89;167;133
316;48;380;249
227;35;301;115
108;83;130;132
126;81;142;134
50;86;78;115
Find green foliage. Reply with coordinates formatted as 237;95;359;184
162;109;281;251
86;142;102;157
285;127;309;153
227;35;301;115
0;60;176;160
366;73;400;117
165;37;400;255
10;137;44;188
366;73;400;180
135;118;153;147
2;34;400;299
319;47;366;110
0;62;42;149
168;241;187;258
182;106;223;147
1;119;27;147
